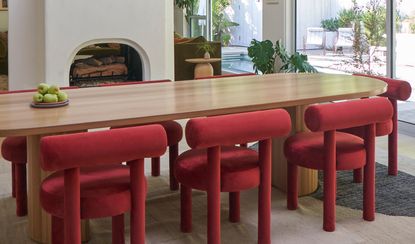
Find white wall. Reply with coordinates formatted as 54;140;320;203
164;1;175;80
43;0;173;86
174;5;188;36
263;0;294;52
227;0;263;46
9;0;45;90
9;0;174;89
0;11;8;31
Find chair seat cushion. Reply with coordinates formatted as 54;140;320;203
175;146;259;192
111;120;182;146
340;120;392;138
284;132;366;170
40;165;138;219
1;136;27;164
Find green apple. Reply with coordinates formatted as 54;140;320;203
57;91;68;102
33;93;44;103
47;85;60;95
43;94;58;103
37;83;49;95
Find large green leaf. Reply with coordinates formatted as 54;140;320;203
247;39;276;74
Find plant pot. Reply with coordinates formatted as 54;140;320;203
204;52;211;59
325;31;337;50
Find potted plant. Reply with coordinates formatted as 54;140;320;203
275;40;318;73
247;39;276;74
321;18;340;50
248;39;317;74
198;43;216;59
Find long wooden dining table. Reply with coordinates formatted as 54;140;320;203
0;73;386;243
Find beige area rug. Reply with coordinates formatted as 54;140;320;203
1;156;415;244
0;75;8;91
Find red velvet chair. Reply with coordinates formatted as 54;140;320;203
343;74;412;182
175;109;291;244
40;125;167;244
101;80;183;190
0;86;78;216
284;98;393;232
195;72;255;80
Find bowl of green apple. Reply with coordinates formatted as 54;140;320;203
31;83;69;108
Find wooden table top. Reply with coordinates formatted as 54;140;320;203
0;73;386;136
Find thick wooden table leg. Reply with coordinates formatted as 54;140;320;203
272;106;318;196
27;135;90;243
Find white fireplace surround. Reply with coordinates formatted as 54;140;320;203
8;0;174;90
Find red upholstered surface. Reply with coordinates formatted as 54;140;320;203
41;125;167;171
1;136;27;163
354;74;412;101
111;120;183;146
195;73;255;80
305;97;393;132
98;80;171;87
186;109;291;149
40;165;137;219
284;132;366;170
159;121;183;145
175;146;259;192
341;120;392;138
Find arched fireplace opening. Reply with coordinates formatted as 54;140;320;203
69;43;143;87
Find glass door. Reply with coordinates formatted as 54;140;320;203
296;0;388;76
189;0;210;39
395;0;415;124
396;0;415;101
212;0;263;73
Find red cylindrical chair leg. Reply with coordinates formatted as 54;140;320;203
353;168;363;183
64;168;81;244
207;147;221;244
258;139;271;244
364;124;376;221
15;163;27;216
323;131;336;232
129;159;146;244
112;214;125;244
388;99;398;176
151;157;160;177
180;184;192;232
169;144;179;191
229;192;240;223
52;215;64;244
12;163;16;198
287;163;298;210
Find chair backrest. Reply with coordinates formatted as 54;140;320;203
306;27;325;45
98;79;171;87
305;97;393;132
353;74;412;101
185;109;291;149
40;125;167;171
195;73;255;80
336;28;354;47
